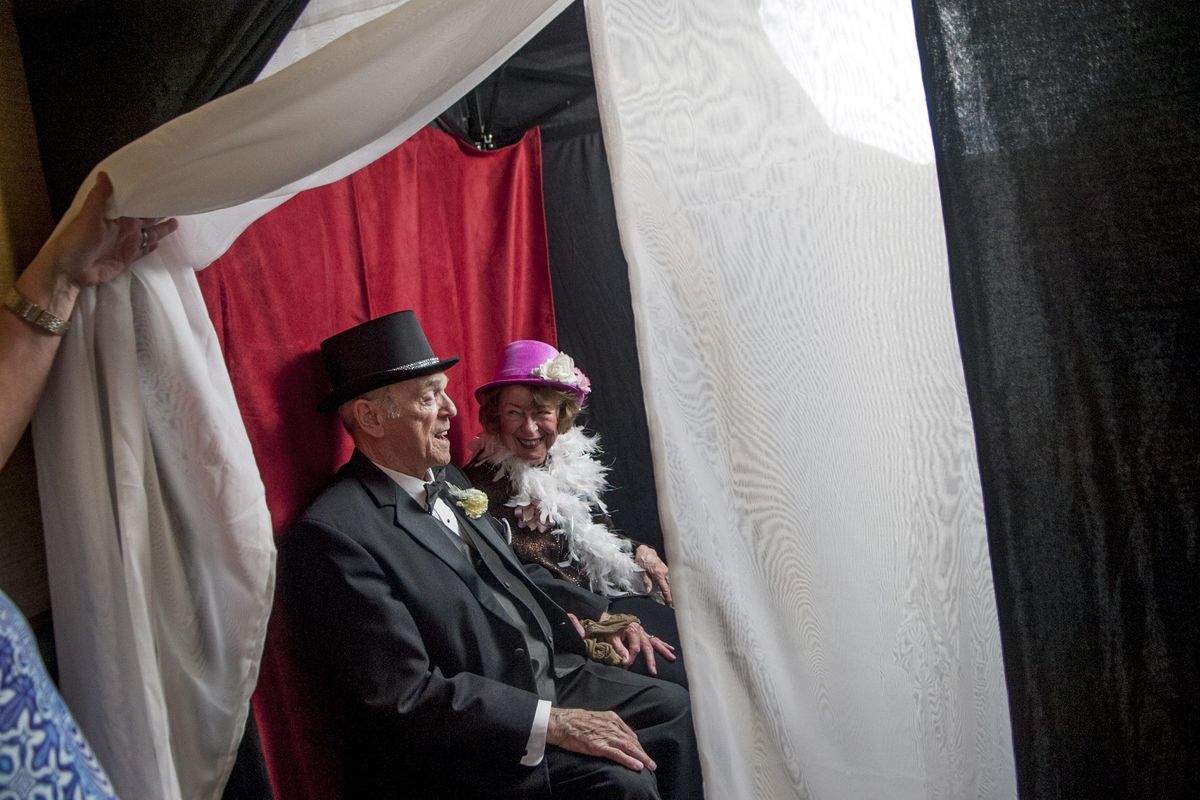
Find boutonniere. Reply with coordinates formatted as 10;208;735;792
447;486;489;519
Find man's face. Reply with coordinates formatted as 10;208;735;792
374;372;457;477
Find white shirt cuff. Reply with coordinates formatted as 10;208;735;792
521;700;552;766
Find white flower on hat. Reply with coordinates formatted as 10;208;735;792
532;353;578;384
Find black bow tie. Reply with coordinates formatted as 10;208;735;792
423;476;447;512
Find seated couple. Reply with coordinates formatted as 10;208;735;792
280;311;699;799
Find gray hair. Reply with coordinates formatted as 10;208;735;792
338;385;401;434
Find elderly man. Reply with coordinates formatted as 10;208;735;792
280;311;703;799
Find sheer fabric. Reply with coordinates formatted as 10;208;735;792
586;1;1016;797
33;263;272;800
30;2;571;798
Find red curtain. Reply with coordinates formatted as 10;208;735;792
198;126;556;799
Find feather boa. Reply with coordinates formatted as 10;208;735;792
472;427;645;597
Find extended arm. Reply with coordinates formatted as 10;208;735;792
1;172;176;465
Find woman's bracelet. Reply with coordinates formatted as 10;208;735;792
2;285;71;335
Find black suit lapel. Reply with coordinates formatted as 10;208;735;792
445;494;563;645
352;453;514;620
399;500;536;630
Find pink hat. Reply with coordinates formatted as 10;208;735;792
474;339;592;403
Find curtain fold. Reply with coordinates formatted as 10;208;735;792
29;2;572;798
33;264;274;800
71;0;572;259
434;0;669;551
586;0;1016;797
910;1;1200;797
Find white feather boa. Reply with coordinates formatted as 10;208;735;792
472;427;645;597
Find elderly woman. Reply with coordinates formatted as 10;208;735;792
464;339;687;687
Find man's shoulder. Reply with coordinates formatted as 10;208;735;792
296;456;383;529
280;459;400;571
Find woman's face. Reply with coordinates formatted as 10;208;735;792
498;385;559;464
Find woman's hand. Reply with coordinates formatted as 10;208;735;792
634;545;672;606
2;172;178;468
18;173;178;323
593;614;676;676
28;172;178;293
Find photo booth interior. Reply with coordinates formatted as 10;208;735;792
12;0;1198;798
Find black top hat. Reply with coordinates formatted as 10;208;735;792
317;310;459;412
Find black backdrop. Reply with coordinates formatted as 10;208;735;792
911;1;1199;797
16;1;1200;798
15;0;309;219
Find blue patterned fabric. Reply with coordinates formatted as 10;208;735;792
0;591;115;799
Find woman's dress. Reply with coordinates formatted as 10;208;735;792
463;428;687;687
0;589;117;799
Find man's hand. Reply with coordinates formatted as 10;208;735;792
595;615;676;676
634;545;673;606
547;707;657;772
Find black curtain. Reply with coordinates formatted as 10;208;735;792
14;4;309;797
911;2;1199;797
14;0;309;218
541;124;665;554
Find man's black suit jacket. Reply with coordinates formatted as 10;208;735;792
281;451;592;796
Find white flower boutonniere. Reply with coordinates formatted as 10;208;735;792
448;486;489;519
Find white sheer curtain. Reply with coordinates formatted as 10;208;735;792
586;1;1017;798
31;2;571;798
